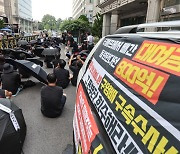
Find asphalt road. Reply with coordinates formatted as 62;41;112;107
12;45;75;154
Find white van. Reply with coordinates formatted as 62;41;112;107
73;21;180;154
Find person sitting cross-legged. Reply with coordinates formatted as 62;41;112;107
69;54;84;86
1;63;22;96
41;73;67;118
53;59;70;89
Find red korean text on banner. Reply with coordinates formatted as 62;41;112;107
76;83;99;153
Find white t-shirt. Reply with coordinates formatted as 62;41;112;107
87;35;94;45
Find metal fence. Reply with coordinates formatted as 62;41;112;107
0;35;39;49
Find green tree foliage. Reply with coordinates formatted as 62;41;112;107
56;18;62;30
38;22;44;30
60;18;90;33
92;13;103;38
0;19;4;29
78;15;89;23
41;14;57;30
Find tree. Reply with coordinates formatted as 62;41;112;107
60;18;91;42
92;13;103;38
41;14;57;30
78;15;89;23
38;22;44;30
56;18;62;30
60;19;90;33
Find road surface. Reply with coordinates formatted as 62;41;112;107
12;45;75;154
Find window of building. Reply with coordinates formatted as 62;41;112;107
89;0;93;3
164;0;180;7
121;16;146;27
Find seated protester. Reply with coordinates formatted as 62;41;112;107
72;41;79;55
68;55;84;86
41;73;67;118
53;59;70;89
1;63;22;95
79;42;87;52
52;53;61;68
0;88;12;98
0;54;5;76
44;55;54;68
27;45;35;57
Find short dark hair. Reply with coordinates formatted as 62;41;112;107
59;59;66;68
47;73;57;83
19;53;26;60
76;60;83;69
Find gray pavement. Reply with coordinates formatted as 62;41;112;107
12;45;75;154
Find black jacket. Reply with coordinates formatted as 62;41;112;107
1;71;21;95
53;68;70;89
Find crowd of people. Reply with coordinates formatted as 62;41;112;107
40;31;93;118
0;31;94;118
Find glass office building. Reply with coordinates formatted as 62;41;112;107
4;0;32;33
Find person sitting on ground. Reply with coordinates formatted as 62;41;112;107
72;41;79;55
53;59;70;89
27;45;35;57
52;53;61;68
0;54;5;75
1;63;22;95
79;42;87;52
41;73;67;118
44;55;54;68
69;54;84;86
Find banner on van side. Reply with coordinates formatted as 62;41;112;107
73;83;107;154
74;36;180;153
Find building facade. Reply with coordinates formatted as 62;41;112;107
72;0;99;23
4;0;32;33
0;0;8;23
99;0;180;36
0;0;5;16
161;0;180;21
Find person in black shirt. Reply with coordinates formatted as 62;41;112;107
41;73;66;118
66;32;74;56
52;53;61;68
53;59;70;89
66;32;74;47
1;63;22;95
0;55;5;79
0;54;5;73
66;41;79;59
44;55;54;68
69;55;84;86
